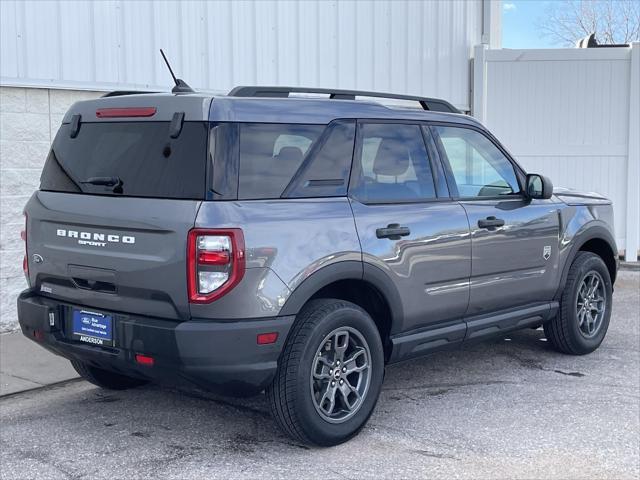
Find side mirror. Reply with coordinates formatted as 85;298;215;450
525;174;553;200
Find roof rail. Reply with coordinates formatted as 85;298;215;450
102;91;160;98
228;86;460;113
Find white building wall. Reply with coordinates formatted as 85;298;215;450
0;0;494;111
0;0;501;331
0;87;102;331
473;45;639;260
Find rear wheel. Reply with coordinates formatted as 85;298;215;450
544;252;613;355
71;360;148;390
267;299;384;446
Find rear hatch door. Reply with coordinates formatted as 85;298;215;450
25;97;210;320
27;193;200;320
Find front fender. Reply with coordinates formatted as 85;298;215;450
554;213;618;300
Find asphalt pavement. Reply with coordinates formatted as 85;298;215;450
1;271;638;479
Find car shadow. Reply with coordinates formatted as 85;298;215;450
14;327;568;449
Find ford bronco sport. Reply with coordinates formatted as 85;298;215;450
18;85;618;446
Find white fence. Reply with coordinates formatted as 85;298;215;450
473;43;640;261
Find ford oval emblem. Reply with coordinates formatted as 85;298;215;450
32;254;44;264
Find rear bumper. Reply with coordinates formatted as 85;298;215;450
17;290;294;396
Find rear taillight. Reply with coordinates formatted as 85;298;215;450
187;229;245;303
21;213;28;282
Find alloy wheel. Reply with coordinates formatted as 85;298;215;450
576;270;606;338
310;327;372;424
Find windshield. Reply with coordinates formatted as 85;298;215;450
40;121;208;199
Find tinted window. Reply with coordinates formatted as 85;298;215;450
351;123;436;203
40;121;208;199
238;124;324;199
210;123;239;200
435;126;520;197
286;120;355;198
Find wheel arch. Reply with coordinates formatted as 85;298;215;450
278;261;403;361
555;225;618;300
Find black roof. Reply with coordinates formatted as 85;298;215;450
75;86;478;126
228;86;460;113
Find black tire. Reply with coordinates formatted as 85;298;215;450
544;252;613;355
71;360;148;390
266;299;384;447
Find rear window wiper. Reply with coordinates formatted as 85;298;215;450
81;176;124;193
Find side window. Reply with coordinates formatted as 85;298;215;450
210;123;239;200
351;123;436;203
434;126;520;198
238;124;324;200
285;120;355;198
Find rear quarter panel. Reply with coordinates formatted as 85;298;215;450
191;198;361;319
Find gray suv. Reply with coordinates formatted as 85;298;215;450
18;86;618;446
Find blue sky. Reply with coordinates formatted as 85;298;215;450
502;1;563;48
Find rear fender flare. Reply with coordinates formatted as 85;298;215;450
278;261;404;332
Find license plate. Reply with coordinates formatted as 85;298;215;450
72;309;113;346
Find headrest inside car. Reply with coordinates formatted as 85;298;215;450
373;138;410;176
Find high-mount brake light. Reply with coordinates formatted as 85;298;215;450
187;229;245;303
95;107;157;118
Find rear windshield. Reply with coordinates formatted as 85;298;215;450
40;121;208;199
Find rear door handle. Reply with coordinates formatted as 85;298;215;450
477;216;505;230
376;224;411;240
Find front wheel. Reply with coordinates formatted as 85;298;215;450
544;252;613;355
266;299;384;446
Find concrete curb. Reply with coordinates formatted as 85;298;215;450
620;261;640;271
0;331;79;397
0;377;82;401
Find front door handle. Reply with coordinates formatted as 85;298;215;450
477;216;505;230
376;223;411;240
